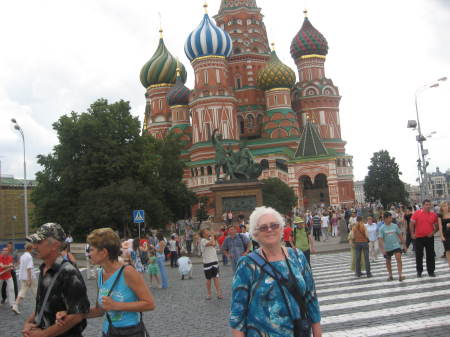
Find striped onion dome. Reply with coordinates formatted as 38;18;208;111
140;35;187;88
167;69;190;107
290;14;328;60
184;8;232;62
257;50;296;91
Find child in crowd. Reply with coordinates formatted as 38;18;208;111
147;249;161;288
177;250;193;280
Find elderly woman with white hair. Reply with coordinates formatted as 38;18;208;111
229;206;322;337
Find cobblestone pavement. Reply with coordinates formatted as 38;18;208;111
1;239;449;337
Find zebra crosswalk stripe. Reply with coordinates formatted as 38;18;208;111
310;251;450;336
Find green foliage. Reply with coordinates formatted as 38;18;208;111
31;98;196;240
364;150;408;208
262;178;297;215
195;196;210;222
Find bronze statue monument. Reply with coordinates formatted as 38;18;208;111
212;129;262;183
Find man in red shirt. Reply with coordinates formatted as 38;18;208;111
0;247;15;308
283;222;294;248
410;199;438;277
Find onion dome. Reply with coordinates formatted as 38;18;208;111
290;11;328;60
184;4;233;62
257;49;296;91
140;31;187;88
167;68;190;107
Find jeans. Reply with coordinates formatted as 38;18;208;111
355;242;371;276
157;256;169;288
2;270;17;301
415;236;435;275
1;278;14;306
332;225;339;237
222;253;228;266
406;231;416;252
170;251;178;268
185;240;192;255
313;226;321;241
321;227;329;240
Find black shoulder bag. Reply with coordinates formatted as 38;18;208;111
247;249;312;337
103;266;150;337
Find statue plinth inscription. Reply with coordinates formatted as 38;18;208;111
211;181;263;223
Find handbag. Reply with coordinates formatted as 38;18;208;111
103;266;150;337
247;249;311;337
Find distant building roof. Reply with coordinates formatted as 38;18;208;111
0;176;37;188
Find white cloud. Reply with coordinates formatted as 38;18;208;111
0;0;448;185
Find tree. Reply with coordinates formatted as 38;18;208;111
262;178;297;215
364;150;408;208
32;98;196;239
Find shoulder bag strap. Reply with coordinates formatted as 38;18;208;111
105;266;126;328
287;249;309;320
35;263;66;327
247;251;278;280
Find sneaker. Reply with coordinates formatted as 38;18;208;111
399;276;406;282
181;275;184;280
367;273;373;278
387;276;394;281
1;299;6;305
417;273;422;278
12;305;20;315
428;273;436;277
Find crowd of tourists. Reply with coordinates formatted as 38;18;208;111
0;199;448;337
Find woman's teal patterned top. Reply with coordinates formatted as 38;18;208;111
229;248;321;336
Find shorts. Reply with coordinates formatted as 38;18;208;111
203;262;219;280
384;248;402;259
18;279;37;298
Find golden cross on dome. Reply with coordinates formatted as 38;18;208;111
303;9;308;18
176;58;181;77
271;42;275;51
158;12;163;38
203;1;208;13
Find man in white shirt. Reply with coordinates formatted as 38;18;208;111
12;243;36;314
321;213;330;241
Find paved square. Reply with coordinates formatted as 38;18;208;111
1;243;449;337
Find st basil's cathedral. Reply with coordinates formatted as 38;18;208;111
140;0;355;212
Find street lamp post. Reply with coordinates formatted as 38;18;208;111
11;118;29;238
411;77;447;201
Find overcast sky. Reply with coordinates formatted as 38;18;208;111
1;0;449;185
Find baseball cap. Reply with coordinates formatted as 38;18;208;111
26;222;66;243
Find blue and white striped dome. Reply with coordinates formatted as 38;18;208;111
184;13;233;62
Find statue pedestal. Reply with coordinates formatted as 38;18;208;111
211;181;264;223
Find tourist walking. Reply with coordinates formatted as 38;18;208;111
223;226;250;272
57;227;155;336
438;201;450;268
410;200;438;277
0;247;15;310
312;213;322;241
365;216;379;262
378;212;406;281
227;210;233;226
331;211;339;237
168;235;178;268
146;249;160;288
184;226;194;255
130;238;146;273
1;241;18;304
351;216;372;277
199;228;223;300
229;206;322;337
321;213;330;241
156;233;169;288
404;207;415;254
12;243;37;314
293;216;316;265
23;223;90;337
283;222;294;247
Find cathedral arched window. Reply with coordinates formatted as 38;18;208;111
203;70;208;85
257;114;263;131
237;19;242;25
207;166;213;175
159;99;163;111
216;69;221;83
238;116;245;134
235;76;242;89
247;114;254;129
274;95;278;105
200;167;205;176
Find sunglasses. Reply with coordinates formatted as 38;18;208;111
257;223;280;232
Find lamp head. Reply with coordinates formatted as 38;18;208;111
407;120;417;129
11;118;17;124
430;83;439;88
14;125;20;131
438;77;447;82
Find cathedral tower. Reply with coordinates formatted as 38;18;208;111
185;4;239;162
214;0;270;139
290;11;343;153
140;30;187;139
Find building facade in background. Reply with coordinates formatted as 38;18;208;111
428;167;450;203
140;0;355;213
0;175;35;241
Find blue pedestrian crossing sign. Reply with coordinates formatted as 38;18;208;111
133;210;145;224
